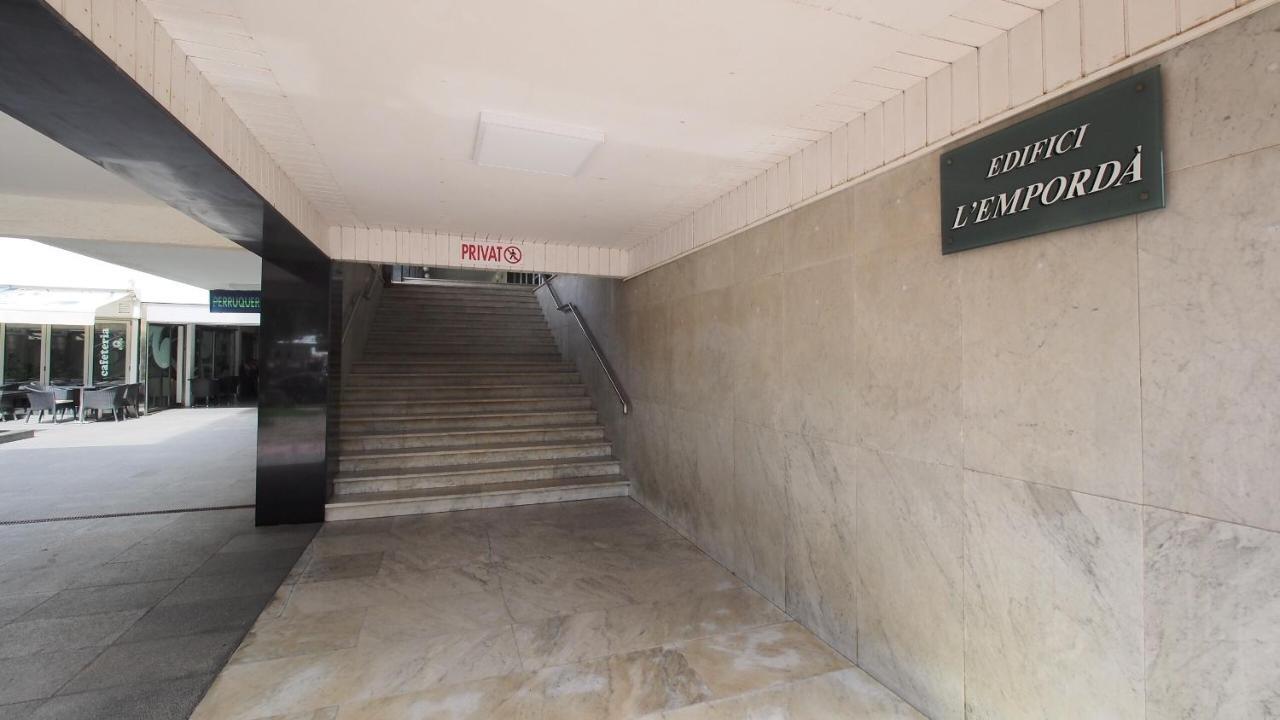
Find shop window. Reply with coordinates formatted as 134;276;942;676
92;322;127;385
3;325;42;384
49;326;86;385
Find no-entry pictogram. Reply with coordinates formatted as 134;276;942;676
503;246;523;264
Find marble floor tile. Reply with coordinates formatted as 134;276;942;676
286;562;498;615
231;608;367;665
298;552;383;584
195;500;912;720
513;586;787;670
651;667;926;719
676;622;851;699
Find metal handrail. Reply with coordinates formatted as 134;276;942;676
341;264;380;346
535;275;630;415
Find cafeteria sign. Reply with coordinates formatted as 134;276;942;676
940;67;1165;254
210;289;261;313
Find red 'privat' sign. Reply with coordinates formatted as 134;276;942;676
461;242;523;265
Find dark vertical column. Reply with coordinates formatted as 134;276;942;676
255;208;334;525
0;0;338;524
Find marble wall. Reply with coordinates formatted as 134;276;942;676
543;7;1280;718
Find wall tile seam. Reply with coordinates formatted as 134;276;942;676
624;0;1276;281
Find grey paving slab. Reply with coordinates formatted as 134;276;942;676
29;676;212;720
21;580;179;621
117;594;271;643
68;557;203;588
0;649;101;705
216;526;319;553
0;700;43;719
0;409;255;521
159;567;292;606
0;610;145;659
59;631;243;694
192;547;307;577
0;595;53;626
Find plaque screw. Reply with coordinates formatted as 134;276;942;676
1139;191;1150;200
1135;82;1145;92
945;158;953;166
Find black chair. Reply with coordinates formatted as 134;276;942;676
24;389;75;423
216;376;239;406
82;386;127;421
191;377;215;407
122;383;142;418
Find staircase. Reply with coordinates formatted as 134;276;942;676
326;281;629;521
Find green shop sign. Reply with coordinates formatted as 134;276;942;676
940;66;1165;254
209;289;261;313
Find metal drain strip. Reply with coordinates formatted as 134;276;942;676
0;504;255;526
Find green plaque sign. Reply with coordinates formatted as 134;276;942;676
210;289;261;313
940;67;1165;254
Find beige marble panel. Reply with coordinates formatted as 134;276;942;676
687;288;734;417
690;237;736;297
732;223;781;286
778;189;854;273
1158;5;1280;172
1140;147;1280;532
726;422;789;606
1144;508;1280;719
854;448;964;720
961;217;1142;502
624;401;673;510
851;156;940;249
778;257;858;444
729;274;787;430
654;668;925;719
851;158;961;466
627;302;673;404
782;434;858;659
676;409;737;573
963;470;1144;720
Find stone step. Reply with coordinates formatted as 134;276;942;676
365;324;553;338
337;424;606;453
384;279;535;293
337;440;614;472
376;304;545;316
351;359;572;372
324;475;629;521
340;409;600;433
339;396;594;418
333;456;623;495
364;338;559;352
344;371;581;387
371;315;550;328
342;384;586;401
360;348;565;358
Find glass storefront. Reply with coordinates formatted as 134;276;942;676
48;327;85;385
2;325;42;384
92;322;128;385
144;324;180;409
194;326;237;380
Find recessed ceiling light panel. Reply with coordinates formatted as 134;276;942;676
473;112;604;177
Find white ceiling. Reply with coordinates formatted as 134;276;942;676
145;0;1027;250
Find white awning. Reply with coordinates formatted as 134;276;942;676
0;286;133;326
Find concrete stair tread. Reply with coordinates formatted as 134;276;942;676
335;455;619;481
338;423;605;441
329;475;627;506
341;397;589;408
340;440;611;460
340;409;598;426
344;383;583;392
